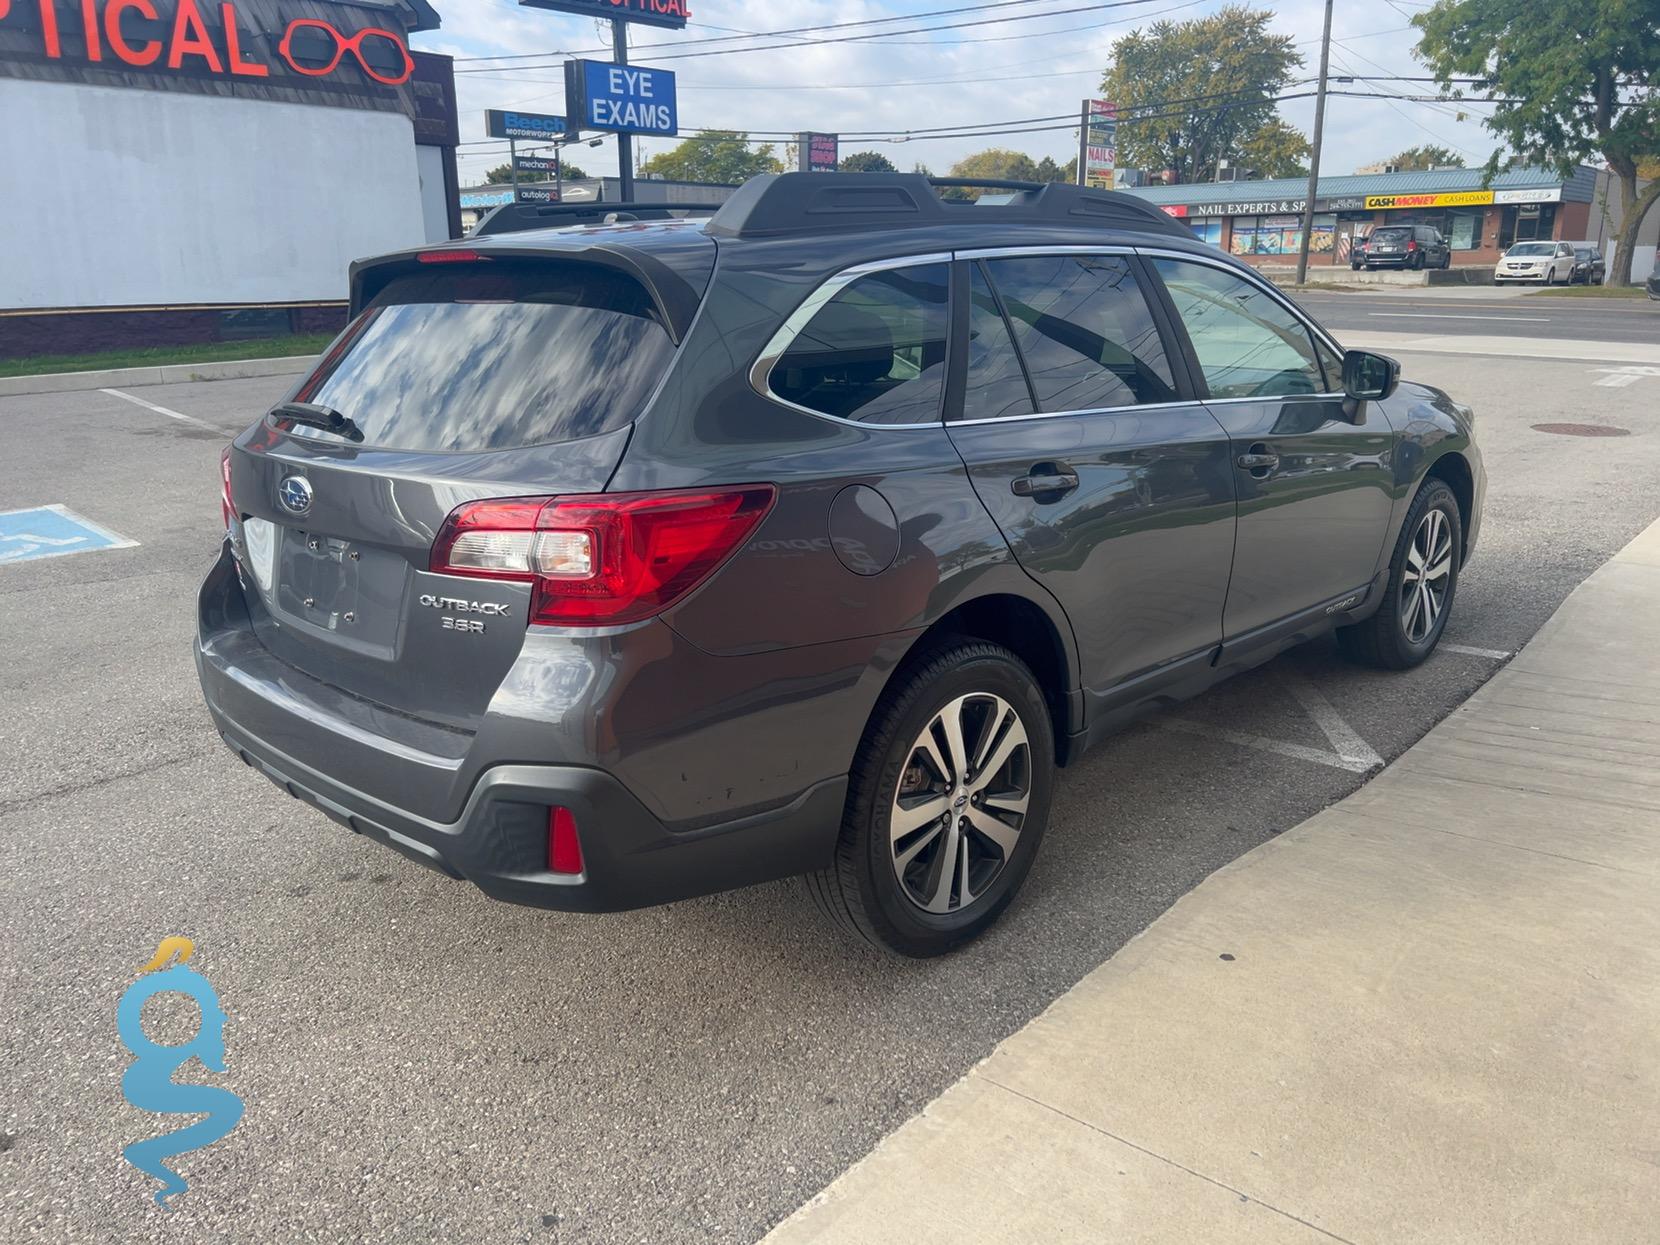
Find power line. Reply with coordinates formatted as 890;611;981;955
453;0;1148;62
453;0;1200;74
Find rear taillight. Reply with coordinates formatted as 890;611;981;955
1407;240;1418;251
430;486;776;626
220;445;235;531
547;807;583;875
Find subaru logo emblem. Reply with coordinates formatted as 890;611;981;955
278;475;313;516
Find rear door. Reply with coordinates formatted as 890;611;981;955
943;249;1237;701
226;255;692;728
1144;254;1395;641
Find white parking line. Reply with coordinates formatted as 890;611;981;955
1366;312;1552;322
1285;676;1385;770
1164;676;1383;775
1442;643;1512;660
100;387;222;432
1163;719;1378;773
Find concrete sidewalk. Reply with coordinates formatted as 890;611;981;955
766;520;1660;1245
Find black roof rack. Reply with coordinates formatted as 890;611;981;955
704;172;1188;241
471;201;725;237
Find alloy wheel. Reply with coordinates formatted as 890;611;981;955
1401;508;1454;644
889;693;1031;914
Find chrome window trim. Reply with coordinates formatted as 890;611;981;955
954;245;1136;261
1132;245;1349;361
748;252;954;430
953;398;1205;427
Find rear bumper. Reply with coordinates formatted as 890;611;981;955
205;691;845;912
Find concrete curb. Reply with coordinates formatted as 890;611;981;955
0;354;317;398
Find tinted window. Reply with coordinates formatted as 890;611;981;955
982;254;1176;411
1371;227;1412;244
1154;259;1325;399
1509;243;1555;256
962;263;1036;420
1316;338;1343;392
770;264;948;424
288;263;674;452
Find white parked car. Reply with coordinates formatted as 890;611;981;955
1494;241;1577;285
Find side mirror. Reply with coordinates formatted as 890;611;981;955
1342;349;1400;402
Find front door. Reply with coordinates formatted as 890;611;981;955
944;252;1237;699
1146;256;1396;640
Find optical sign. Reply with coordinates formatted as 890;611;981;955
518;0;690;32
565;60;677;137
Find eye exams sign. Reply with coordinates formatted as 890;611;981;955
0;0;416;89
565;59;676;136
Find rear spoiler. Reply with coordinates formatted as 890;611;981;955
347;240;710;345
471;202;725;236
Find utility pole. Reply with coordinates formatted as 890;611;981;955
1295;0;1334;285
613;18;634;202
509;136;519;197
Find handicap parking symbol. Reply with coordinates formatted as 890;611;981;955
0;505;138;565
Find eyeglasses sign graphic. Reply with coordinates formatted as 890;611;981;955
277;19;414;86
117;937;245;1208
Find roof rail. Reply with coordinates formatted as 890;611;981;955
471;201;725;237
704;172;1188;241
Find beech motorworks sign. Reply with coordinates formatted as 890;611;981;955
0;0;430;108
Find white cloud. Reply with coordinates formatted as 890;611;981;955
414;0;1505;188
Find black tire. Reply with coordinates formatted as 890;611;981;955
1337;478;1462;670
806;641;1056;957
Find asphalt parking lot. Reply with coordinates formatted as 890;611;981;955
3;345;1659;1243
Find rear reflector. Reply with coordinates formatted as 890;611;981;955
547;807;584;875
431;486;776;626
417;248;484;264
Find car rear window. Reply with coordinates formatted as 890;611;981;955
284;262;675;452
1370;228;1412;243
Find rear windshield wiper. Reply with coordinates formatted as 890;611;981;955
270;401;365;443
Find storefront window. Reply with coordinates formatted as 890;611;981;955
1449;211;1481;250
1229;213;1335;257
1187;217;1222;247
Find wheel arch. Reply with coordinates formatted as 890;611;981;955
1424;450;1475;558
881;591;1082;769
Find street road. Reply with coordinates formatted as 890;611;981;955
1290;287;1660;345
3;343;1659;1243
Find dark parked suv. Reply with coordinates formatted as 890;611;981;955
198;174;1484;956
1353;224;1451;271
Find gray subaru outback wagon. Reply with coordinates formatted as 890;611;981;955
197;173;1484;956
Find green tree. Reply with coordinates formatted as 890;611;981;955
484;161;585;184
1236;117;1311;178
1034;155;1077;183
1415;0;1660;284
839;150;898;173
638;132;784;185
1101;5;1306;184
946;149;1042;197
1378;144;1465;172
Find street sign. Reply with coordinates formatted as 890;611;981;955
565;61;677;136
485;109;567;140
514;155;560;176
1081;99;1117;189
516;186;560;203
799;132;838;174
518;0;690;31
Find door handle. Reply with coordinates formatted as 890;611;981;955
1236;445;1280;477
1011;463;1080;499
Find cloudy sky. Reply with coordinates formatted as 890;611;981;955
412;0;1506;188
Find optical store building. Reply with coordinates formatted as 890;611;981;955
0;0;460;358
1127;164;1651;276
